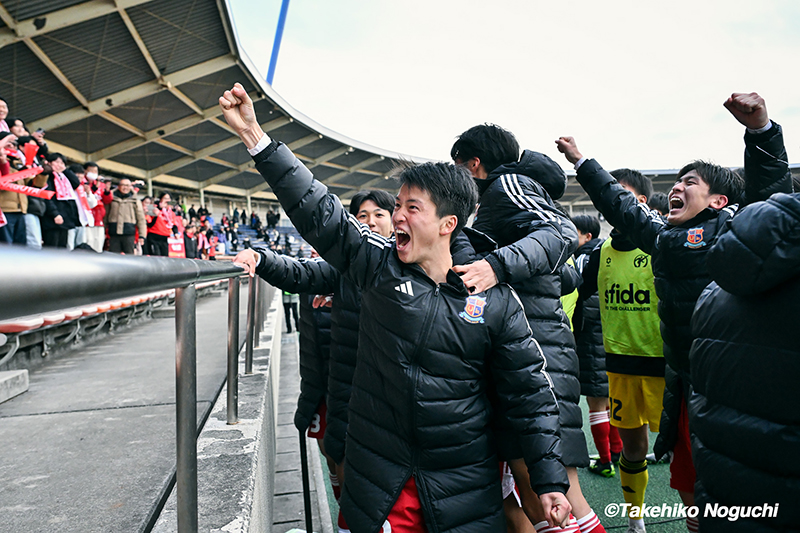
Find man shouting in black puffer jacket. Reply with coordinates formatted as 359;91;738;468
222;83;570;533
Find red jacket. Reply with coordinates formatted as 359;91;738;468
91;185;111;226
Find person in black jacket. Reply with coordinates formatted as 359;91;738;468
234;190;395;533
451;125;603;533
690;192;798;532
556;91;792;531
570;214;623;480
41;153;81;248
222;82;570;533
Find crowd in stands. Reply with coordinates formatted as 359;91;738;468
223;83;795;533
0;95;292;260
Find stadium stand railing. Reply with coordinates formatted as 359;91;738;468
0;245;275;533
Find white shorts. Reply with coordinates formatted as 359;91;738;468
500;462;521;506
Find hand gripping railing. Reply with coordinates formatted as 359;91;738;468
0;246;271;533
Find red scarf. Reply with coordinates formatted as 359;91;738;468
54;172;91;212
54;172;74;200
160;206;175;229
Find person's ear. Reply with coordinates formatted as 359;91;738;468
439;215;458;237
636;194;647;204
709;194;729;209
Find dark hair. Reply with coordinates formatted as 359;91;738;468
349;189;395;216
83;161;98;170
610;168;652;200
68;163;84;175
45;152;65;163
677;160;744;206
450;123;519;175
647;192;669;215
7;117;24;129
397;162;478;238
159;192;171;202
571;214;600;239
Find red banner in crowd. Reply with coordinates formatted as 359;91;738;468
168;235;186;258
0;181;55;199
0;166;44;185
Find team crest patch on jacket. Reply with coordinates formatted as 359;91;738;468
459;296;486;324
684;227;706;248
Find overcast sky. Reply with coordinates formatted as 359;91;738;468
229;0;800;172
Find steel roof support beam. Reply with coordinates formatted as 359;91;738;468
22;39;90;107
88;95;263;161
246;145;353;195
29;55;239;132
324;155;384;187
288;133;322;151
144;116;291;178
0;0;155;48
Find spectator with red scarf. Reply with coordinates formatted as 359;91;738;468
41;153;81;248
146;192;177;256
83;162;110;252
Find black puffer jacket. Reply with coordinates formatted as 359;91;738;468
251;243;360;463
257;235;477;465
572;238;608;397
690;193;800;532
253;141;568;533
575;121;791;459
323;276;361;464
472;150;585;466
254;244;357;462
297;294;332;431
253;250;339;431
42;169;81;231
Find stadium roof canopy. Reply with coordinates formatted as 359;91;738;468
1;0;796;208
0;0;417;205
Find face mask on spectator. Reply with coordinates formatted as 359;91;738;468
86;172;98;181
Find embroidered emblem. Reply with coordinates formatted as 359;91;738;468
684;228;706;248
459;296;486;324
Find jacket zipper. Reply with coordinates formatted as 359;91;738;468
408;285;440;532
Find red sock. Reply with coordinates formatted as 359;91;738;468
589;410;612;464
577;510;606;533
535;514;580;532
330;472;341;501
338;509;349;530
609;424;623;455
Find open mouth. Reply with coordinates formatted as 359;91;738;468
670;197;684;210
395;229;410;248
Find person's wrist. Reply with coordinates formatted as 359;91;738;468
746;118;771;134
240;126;265;150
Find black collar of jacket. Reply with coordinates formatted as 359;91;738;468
482;149;568;200
395;251;470;297
114;189;133;199
669;205;732;229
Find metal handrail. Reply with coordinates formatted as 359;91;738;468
0;247;242;321
0;245;268;533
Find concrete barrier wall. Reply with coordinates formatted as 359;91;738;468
153;288;283;532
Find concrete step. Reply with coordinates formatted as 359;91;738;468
0;369;29;404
